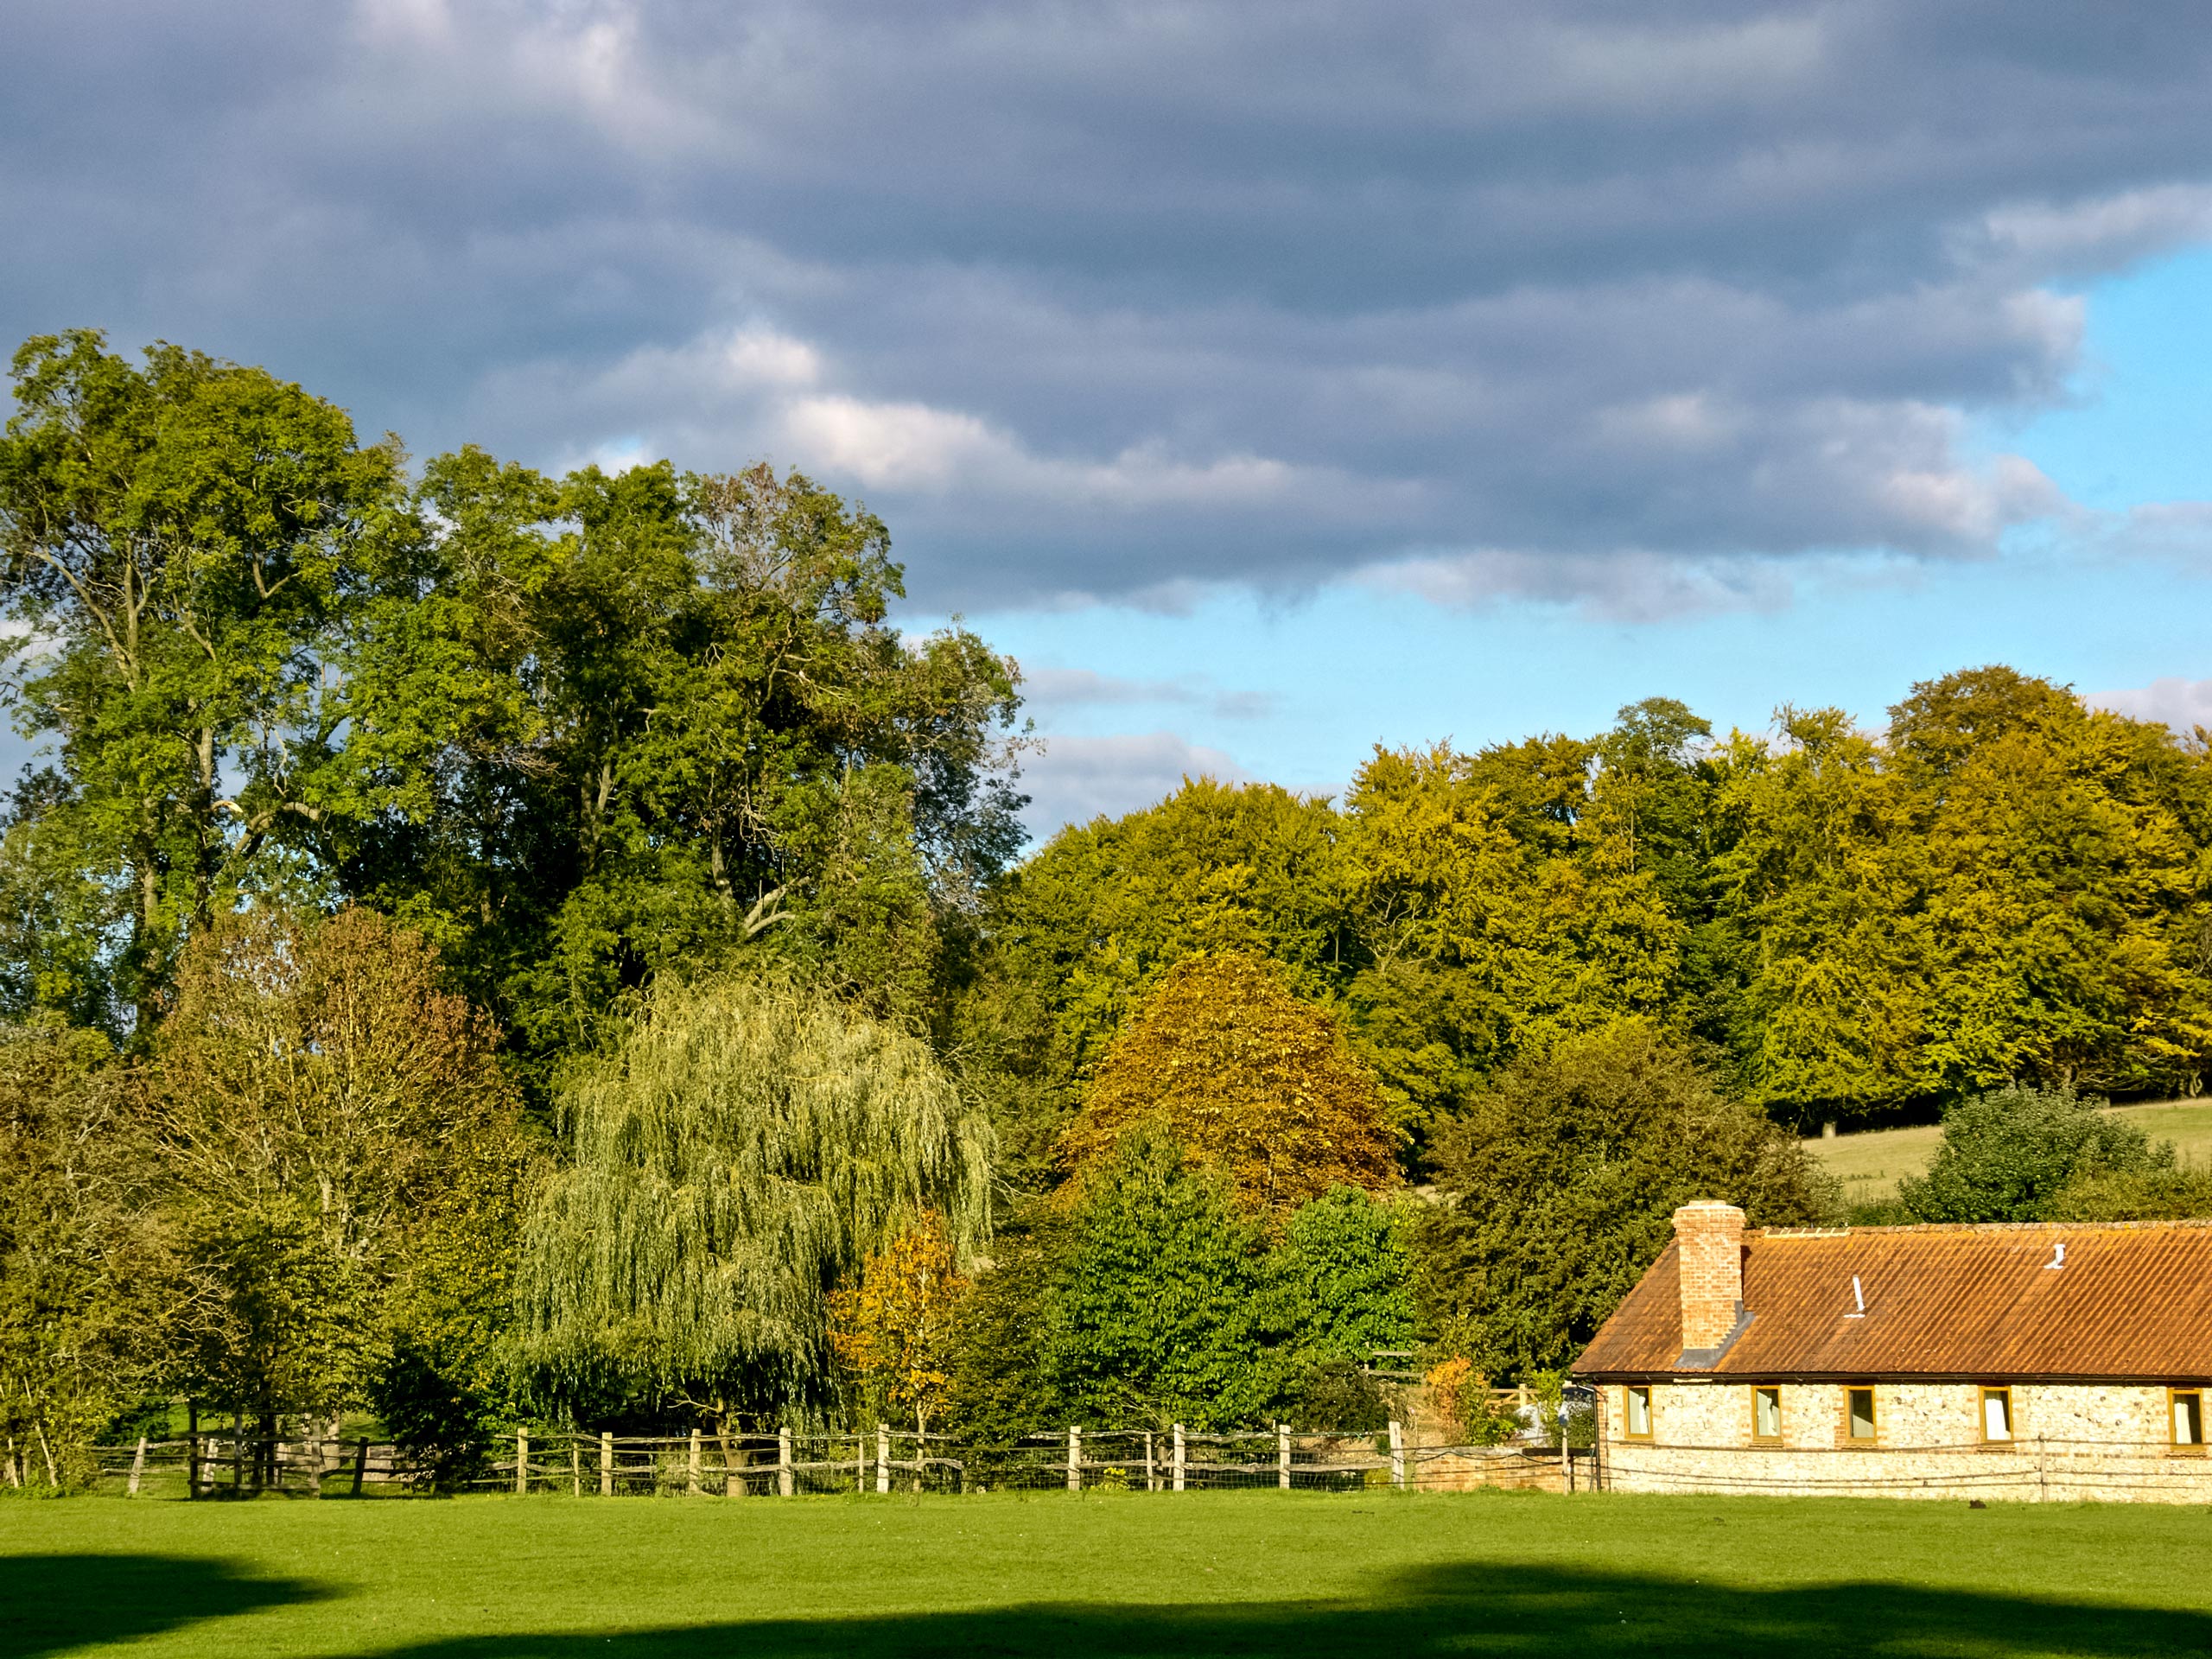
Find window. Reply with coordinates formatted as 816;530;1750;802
1847;1387;1878;1443
2174;1390;2205;1450
1753;1387;1783;1444
1624;1385;1653;1439
1980;1387;2012;1442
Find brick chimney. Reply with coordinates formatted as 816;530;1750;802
1674;1200;1746;1354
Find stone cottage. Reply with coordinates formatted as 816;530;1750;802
1573;1202;2212;1502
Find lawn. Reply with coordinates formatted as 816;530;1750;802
3;1490;2210;1658
1809;1098;2212;1204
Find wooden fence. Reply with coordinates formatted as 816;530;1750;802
63;1415;1596;1499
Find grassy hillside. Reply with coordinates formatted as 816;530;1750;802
3;1489;2210;1657
1809;1099;2212;1205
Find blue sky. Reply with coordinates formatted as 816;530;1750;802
5;3;2212;836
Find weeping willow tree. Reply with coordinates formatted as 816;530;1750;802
517;974;992;1431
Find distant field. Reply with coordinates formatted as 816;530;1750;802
3;1489;2211;1658
1809;1098;2212;1203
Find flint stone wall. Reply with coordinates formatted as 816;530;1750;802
1599;1380;2210;1503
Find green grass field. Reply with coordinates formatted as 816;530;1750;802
1809;1098;2212;1204
3;1491;2210;1658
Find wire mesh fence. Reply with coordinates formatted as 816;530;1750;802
1600;1435;2212;1503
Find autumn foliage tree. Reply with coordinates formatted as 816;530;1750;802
1058;952;1397;1214
828;1211;969;1435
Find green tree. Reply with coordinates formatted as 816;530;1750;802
962;779;1346;1180
1041;1132;1284;1429
1336;736;1688;1128
150;906;530;1459
1708;709;1933;1127
0;331;401;1033
0;1018;167;1488
1896;669;2211;1099
516;971;992;1433
1418;1020;1836;1380
1274;1187;1419;1365
2046;1161;2212;1221
336;453;1024;1091
1897;1084;2172;1224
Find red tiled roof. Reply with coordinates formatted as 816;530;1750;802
1573;1220;2212;1382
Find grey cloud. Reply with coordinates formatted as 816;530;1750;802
6;1;2212;613
1016;731;1256;839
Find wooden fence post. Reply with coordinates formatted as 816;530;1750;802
600;1431;613;1497
126;1434;147;1498
1143;1430;1157;1492
351;1439;367;1498
1389;1420;1406;1491
1559;1404;1571;1494
1172;1423;1186;1492
1065;1425;1079;1492
1276;1423;1290;1490
779;1426;793;1497
875;1423;890;1494
688;1429;701;1497
517;1430;530;1497
569;1438;581;1497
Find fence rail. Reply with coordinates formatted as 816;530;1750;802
54;1419;1592;1499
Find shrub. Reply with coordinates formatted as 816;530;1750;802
1898;1085;2171;1223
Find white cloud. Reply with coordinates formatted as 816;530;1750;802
2088;676;2212;734
1018;731;1256;837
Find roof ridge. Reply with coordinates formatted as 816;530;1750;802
1751;1217;2212;1237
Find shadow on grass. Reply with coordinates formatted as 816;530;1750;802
370;1560;2212;1659
0;1553;324;1659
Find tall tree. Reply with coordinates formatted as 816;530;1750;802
1418;1020;1836;1380
1059;951;1398;1211
0;332;400;1032
516;971;992;1431
960;779;1346;1181
150;906;531;1453
336;453;1024;1086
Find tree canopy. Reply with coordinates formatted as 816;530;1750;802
1058;951;1398;1214
516;972;992;1427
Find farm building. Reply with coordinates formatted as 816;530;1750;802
1573;1201;2212;1502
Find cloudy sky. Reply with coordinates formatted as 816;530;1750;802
6;2;2211;835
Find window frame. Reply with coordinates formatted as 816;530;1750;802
1751;1385;1783;1446
1622;1384;1654;1441
1978;1385;2013;1445
2171;1388;2206;1452
1843;1385;1879;1446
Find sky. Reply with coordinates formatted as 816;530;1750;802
4;1;2211;837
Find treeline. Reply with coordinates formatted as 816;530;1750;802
4;331;2210;1484
966;678;2212;1168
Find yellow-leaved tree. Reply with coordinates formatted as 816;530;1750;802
1058;951;1399;1214
828;1212;969;1436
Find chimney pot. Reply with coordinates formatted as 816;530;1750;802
1674;1200;1746;1355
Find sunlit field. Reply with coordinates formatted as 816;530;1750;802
1809;1099;2212;1205
3;1489;2209;1658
